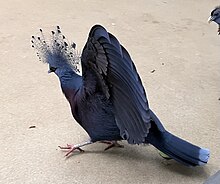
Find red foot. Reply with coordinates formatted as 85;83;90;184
58;144;84;157
99;141;124;151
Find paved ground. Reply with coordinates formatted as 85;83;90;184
204;171;220;184
0;0;219;183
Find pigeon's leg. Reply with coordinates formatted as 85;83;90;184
99;141;124;151
59;140;93;156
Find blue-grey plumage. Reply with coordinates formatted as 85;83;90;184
208;6;220;34
31;25;210;166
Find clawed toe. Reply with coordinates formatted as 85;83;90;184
58;140;92;157
99;141;124;151
58;144;85;157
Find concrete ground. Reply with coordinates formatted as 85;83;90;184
0;0;219;183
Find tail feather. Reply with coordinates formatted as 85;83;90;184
146;113;210;166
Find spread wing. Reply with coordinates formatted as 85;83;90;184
81;25;151;144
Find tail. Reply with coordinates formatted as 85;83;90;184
146;110;210;166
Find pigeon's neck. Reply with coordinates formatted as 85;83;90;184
59;71;82;102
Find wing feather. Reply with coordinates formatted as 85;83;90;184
81;25;151;144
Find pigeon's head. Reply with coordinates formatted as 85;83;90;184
31;26;80;78
208;6;220;34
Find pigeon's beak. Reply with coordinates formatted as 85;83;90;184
208;16;215;23
48;66;57;73
48;69;52;73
